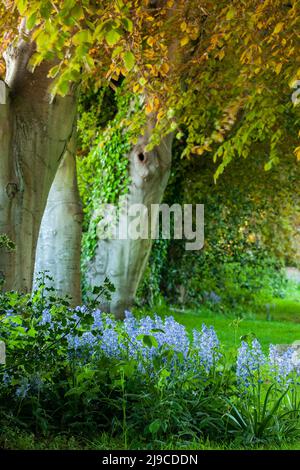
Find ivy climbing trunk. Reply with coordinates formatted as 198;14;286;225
0;37;76;292
34;132;83;305
86;126;173;319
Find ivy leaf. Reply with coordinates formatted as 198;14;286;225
57;79;70;96
47;64;60;78
123;51;135;71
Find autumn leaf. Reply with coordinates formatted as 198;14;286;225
180;36;189;46
294;147;300;161
273;22;284;34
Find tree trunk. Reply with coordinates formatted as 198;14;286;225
0;38;76;292
86;128;173;318
34;133;83;305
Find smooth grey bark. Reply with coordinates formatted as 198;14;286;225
0;38;76;292
86;128;173;319
34;133;83;305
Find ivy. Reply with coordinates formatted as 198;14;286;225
77;87;141;267
0;234;15;252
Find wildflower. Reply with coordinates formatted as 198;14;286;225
237;339;266;388
269;345;294;385
16;379;30;399
39;308;51;325
192;324;221;373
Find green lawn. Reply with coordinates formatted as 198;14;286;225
171;309;300;350
137;281;300;351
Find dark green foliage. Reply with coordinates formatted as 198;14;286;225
138;141;300;311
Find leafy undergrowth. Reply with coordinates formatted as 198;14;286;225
1;282;300;451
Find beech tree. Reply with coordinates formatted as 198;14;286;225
0;1;299;315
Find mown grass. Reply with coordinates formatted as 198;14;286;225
136;279;300;351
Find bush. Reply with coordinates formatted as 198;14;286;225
0;289;299;446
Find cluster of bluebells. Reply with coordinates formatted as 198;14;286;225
192;324;222;373
269;345;296;385
1;304;300;400
65;311;225;377
236;339;266;388
237;339;300;390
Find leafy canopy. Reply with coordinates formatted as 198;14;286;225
0;1;299;170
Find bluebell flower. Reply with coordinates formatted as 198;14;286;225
39;308;51;325
192;324;221;373
16;379;30;399
269;345;294;385
237;339;266;388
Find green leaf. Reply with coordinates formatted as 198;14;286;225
26;12;37;30
105;29;122;46
226;7;235;21
123;51;135;71
149;419;161;435
112;46;123;58
57;79;70;96
136;334;158;348
264;161;272;171
48;64;60;78
92;285;103;295
16;0;28;15
121;18;133;33
72;30;92;45
40;1;52;19
71;4;84;20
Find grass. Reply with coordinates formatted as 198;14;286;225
172;310;300;350
136;279;300;351
1;429;300;450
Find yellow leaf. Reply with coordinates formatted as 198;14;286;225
273;22;284;34
217;49;225;60
153;96;160;109
180;36;189;46
294;146;300;161
147;37;155;47
157;110;164;121
275;62;282;75
191;146;205;155
145;101;153;114
180;21;187;32
161;62;170;74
